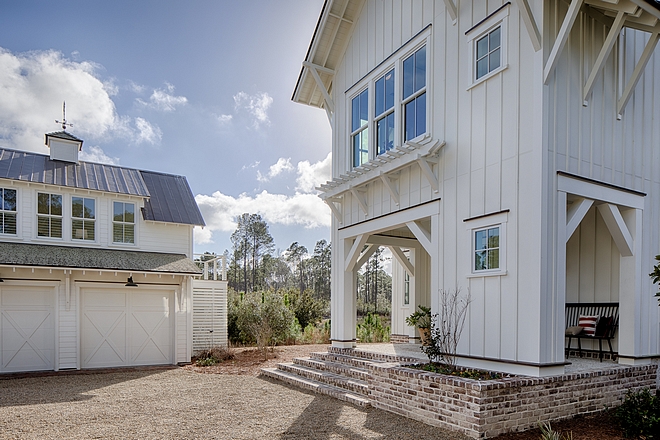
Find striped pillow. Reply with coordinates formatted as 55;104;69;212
578;315;599;337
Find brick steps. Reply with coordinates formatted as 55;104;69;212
260;367;371;407
293;357;371;382
276;361;369;395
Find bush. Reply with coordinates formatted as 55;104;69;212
234;290;296;359
539;422;573;440
194;346;235;366
285;288;326;330
357;313;390;343
300;320;331;344
616;388;660;438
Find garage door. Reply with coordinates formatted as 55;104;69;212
1;285;55;373
81;288;173;368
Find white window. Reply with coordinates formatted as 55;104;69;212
113;201;135;244
348;31;430;169
37;192;62;238
467;4;509;87
404;272;410;305
475;27;501;80
0;188;16;235
474;226;500;271
465;210;508;276
72;197;95;241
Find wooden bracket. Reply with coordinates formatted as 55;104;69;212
617;31;660;118
515;0;542;51
544;0;584;84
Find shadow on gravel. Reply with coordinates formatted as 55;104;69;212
265;377;467;440
0;366;173;408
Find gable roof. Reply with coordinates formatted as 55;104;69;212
45;131;84;146
0;147;205;226
292;0;365;109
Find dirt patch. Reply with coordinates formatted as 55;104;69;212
494;410;623;439
182;344;327;376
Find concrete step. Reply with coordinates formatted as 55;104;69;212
260;367;371;407
293;356;371;381
276;362;369;395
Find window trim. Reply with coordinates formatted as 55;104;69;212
465;210;508;277
71;196;96;242
111;200;137;246
0;187;17;236
466;4;509;89
346;29;431;170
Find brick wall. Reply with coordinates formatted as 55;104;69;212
367;362;658;439
389;334;410;344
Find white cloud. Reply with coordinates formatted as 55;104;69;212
0;47;163;151
217;114;232;124
257;157;294;182
137;82;187;112
233;91;273;129
79;145;119;165
240;161;260;171
296;152;332;193
134;117;162;145
128;80;145;94
194;190;330;245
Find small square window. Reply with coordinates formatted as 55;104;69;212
475;27;502;81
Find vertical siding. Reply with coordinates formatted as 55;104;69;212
58;278;77;369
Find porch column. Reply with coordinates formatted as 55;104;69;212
618;208;646;364
428;213;442;321
331;234;357;348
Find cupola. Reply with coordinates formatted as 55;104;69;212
45;101;82;163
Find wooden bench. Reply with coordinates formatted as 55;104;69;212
565;302;619;362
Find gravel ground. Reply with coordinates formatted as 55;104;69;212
0;367;469;440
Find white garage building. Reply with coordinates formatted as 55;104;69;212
0;131;204;373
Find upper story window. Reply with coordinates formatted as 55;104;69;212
348;30;430;169
403;46;427;141
0;188;16;235
467;4;509;87
375;69;395;155
475;27;501;80
474;226;500;271
351;89;369;167
72;197;95;241
113;201;135;244
37;192;62;238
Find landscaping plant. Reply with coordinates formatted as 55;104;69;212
194;346;235;366
357;313;390;343
616;388;659;438
649;255;660;306
421;288;471;370
539;422;573;440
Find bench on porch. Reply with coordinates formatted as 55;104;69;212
565;302;619;362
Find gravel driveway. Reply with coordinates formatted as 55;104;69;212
0;367;469;440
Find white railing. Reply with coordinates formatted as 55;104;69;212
193;254;227;281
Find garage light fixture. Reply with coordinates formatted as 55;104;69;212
125;276;138;287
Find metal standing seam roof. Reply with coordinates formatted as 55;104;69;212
0;147;205;227
0;148;150;196
0;242;202;274
141;170;205;226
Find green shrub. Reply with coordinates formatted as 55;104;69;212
300;320;331;344
616;388;660;438
357;313;390;343
234;290;295;359
285;288;326;330
539;422;572;440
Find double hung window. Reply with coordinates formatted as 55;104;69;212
113;201;135;244
72;197;95;241
351;89;369;167
0;188;16;235
349;35;429;169
403;46;426;141
37;192;63;238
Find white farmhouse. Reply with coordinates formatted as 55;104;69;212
0;131;205;373
294;0;660;376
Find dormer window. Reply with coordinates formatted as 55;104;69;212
0;188;16;235
37;192;62;238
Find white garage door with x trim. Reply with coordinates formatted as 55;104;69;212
0;284;56;373
81;287;173;369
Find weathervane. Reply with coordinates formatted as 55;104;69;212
55;101;73;130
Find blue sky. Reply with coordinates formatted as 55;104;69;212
0;0;332;256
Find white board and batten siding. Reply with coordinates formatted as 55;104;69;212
192;280;228;353
332;1;545;364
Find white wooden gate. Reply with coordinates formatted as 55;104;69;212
192;280;227;353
